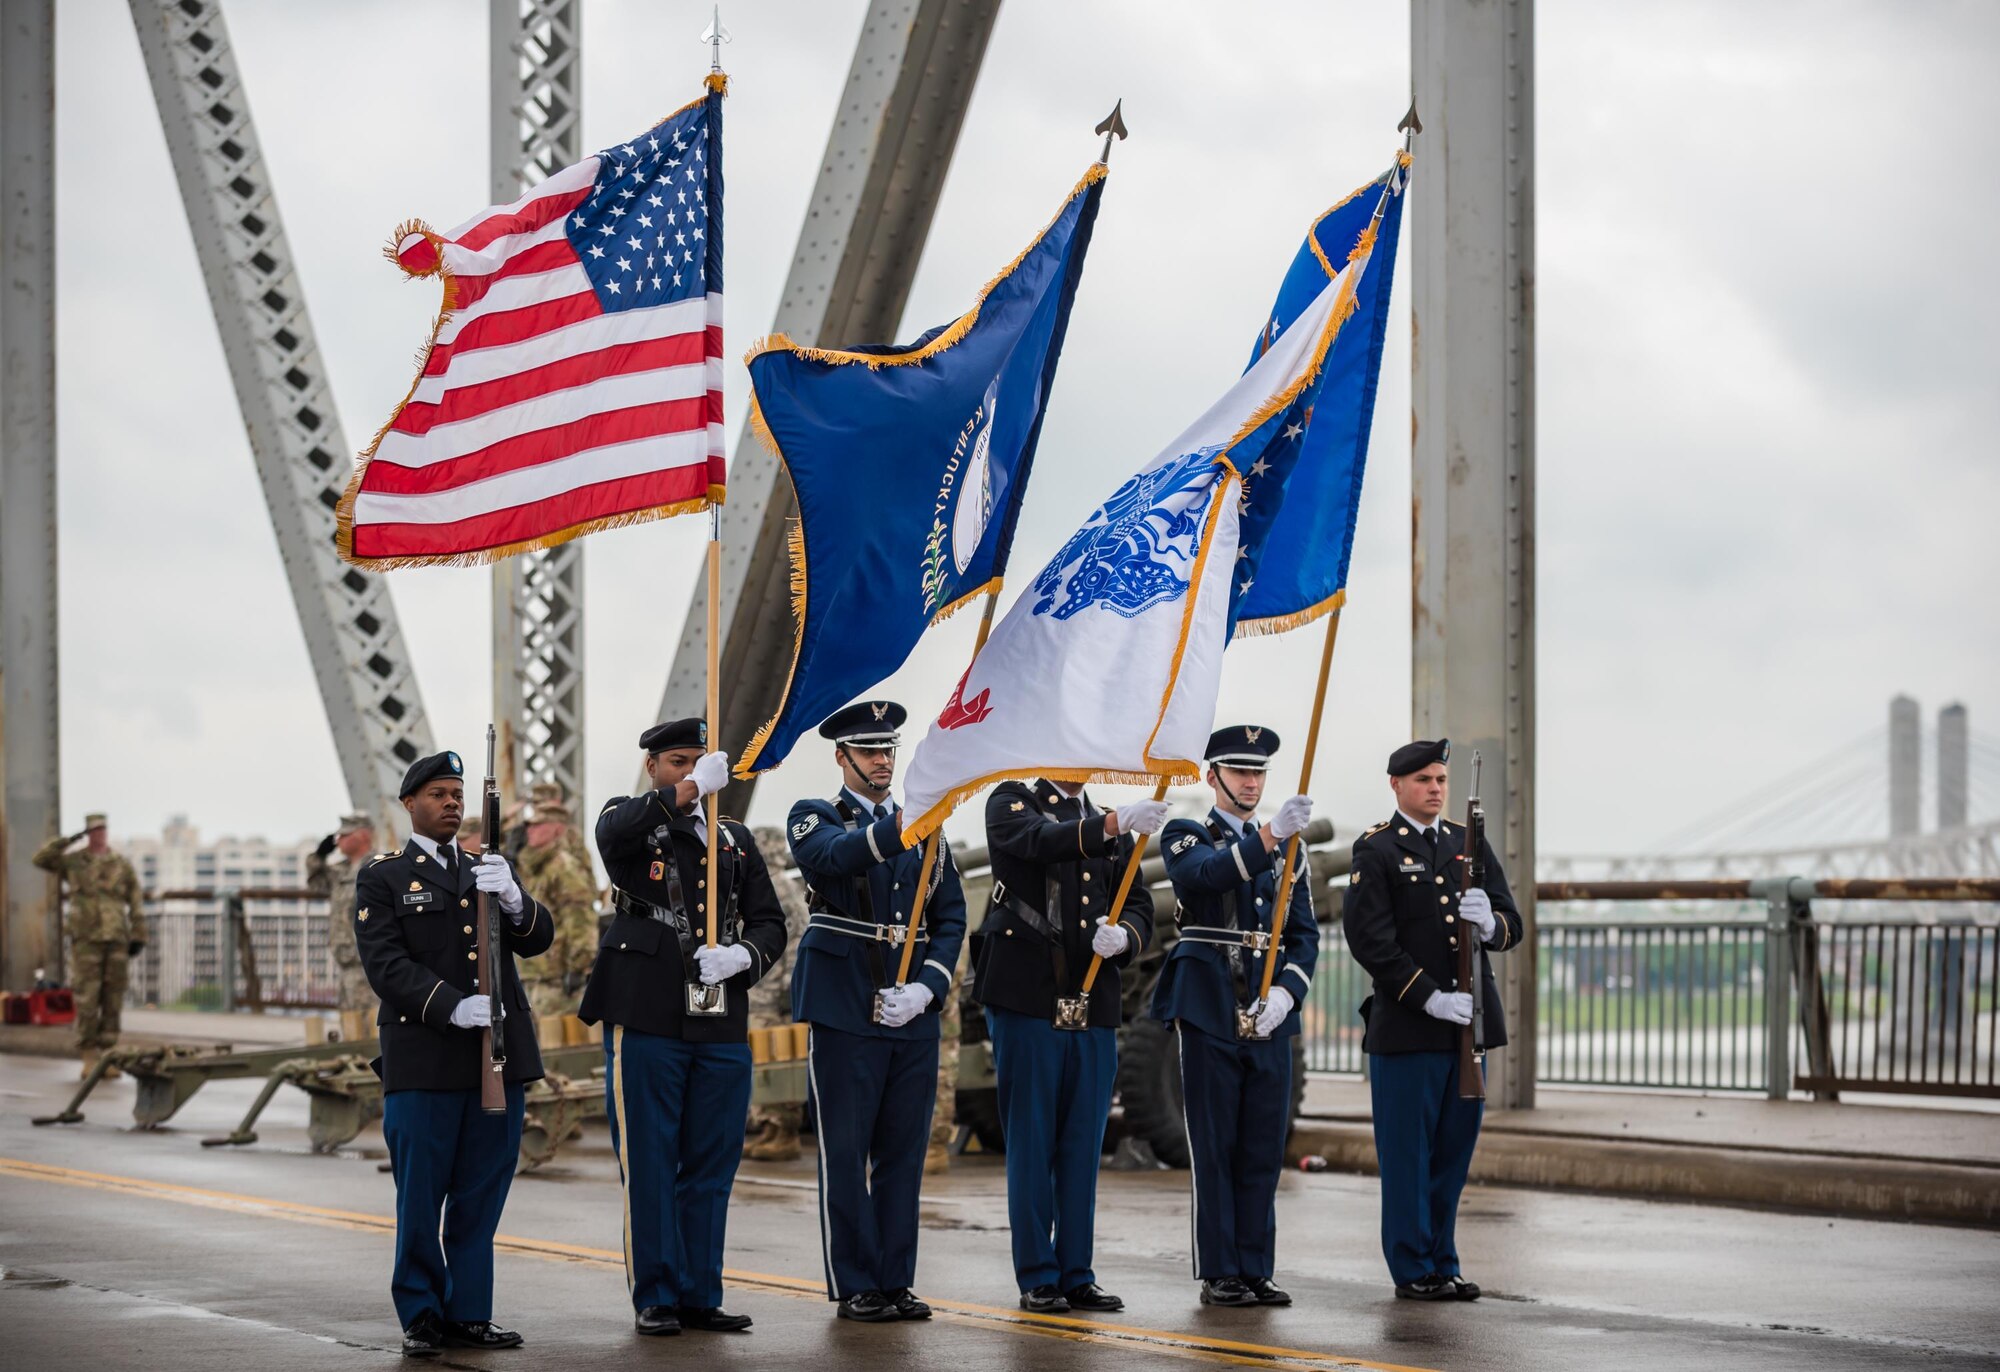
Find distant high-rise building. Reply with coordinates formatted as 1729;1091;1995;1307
1938;703;1969;831
121;815;316;893
1889;696;1921;838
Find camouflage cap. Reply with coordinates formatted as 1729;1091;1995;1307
529;781;565;806
336;812;374;836
532;800;573;826
83;813;108;830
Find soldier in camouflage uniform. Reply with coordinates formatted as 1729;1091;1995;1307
928;938;970;1173
515;800;599;1020
529;780;596;878
34;814;143;1076
744;824;811;1161
306;812;377;1017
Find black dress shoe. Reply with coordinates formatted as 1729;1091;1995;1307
442;1320;524;1349
1446;1275;1482;1301
837;1290;900;1323
1395;1274;1458;1301
888;1288;933;1320
401;1311;444;1358
634;1305;682;1336
1200;1278;1258;1308
1246;1277;1292;1307
1063;1282;1124;1312
1019;1285;1070;1314
677;1306;753;1332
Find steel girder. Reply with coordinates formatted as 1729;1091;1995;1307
130;0;434;840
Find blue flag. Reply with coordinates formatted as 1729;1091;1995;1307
1231;156;1408;637
736;167;1107;775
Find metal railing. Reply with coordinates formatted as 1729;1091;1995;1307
132;888;336;1012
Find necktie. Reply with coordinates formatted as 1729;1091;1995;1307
442;845;458;880
1247;820;1260;836
874;803;888;821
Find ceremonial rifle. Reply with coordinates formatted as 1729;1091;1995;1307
476;725;508;1113
1457;751;1487;1101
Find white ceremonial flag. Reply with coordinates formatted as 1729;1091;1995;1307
899;266;1354;843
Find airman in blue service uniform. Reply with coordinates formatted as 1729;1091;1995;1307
977;776;1167;1313
785;700;968;1323
1342;738;1523;1301
1154;725;1321;1309
353;749;554;1359
578;719;789;1338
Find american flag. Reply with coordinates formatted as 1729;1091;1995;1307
338;79;725;568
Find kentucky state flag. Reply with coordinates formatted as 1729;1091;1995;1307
733;166;1107;776
898;254;1366;844
1231;154;1409;636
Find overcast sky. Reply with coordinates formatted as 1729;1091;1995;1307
50;0;1999;857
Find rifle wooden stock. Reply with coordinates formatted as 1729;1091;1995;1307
478;732;507;1114
1457;791;1487;1101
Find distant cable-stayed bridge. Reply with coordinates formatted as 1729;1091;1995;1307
1543;718;2000;883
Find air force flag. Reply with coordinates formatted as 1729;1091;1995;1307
1232;155;1409;636
899;256;1364;843
734;167;1107;775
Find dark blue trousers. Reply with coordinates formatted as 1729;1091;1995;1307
382;1083;525;1329
986;1005;1116;1292
1368;1050;1483;1285
806;1022;940;1299
605;1027;752;1311
1176;1022;1290;1281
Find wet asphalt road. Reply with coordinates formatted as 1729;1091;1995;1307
2;1051;1997;1371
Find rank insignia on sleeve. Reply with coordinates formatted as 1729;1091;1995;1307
1170;835;1197;855
791;815;819;840
1349;871;1361;885
358;909;371;921
648;860;666;881
1010;801;1026;812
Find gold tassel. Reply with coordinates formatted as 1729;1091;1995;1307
899;763;1198;847
734;517;811;777
929;577;1002;627
1232;589;1347;639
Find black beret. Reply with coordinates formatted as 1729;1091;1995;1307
640;717;708;753
399;750;466;798
819;699;907;746
1206;724;1279;770
1387;738;1450;776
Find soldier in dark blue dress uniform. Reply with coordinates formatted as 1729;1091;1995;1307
1341;739;1523;1301
977;777;1167;1313
354;750;554;1358
785;700;968;1323
577;719;789;1337
1154;725;1320;1309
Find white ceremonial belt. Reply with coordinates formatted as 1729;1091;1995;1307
808;913;921;948
1178;926;1271;953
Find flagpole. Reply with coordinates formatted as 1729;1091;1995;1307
704;505;722;948
891;586;1003;985
1256;606;1341;1000
1076;775;1169;996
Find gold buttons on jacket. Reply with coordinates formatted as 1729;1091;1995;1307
1081;895;1091;906
1439;896;1450;905
1434;876;1444;886
463;925;474;935
466;951;476;961
461;898;471;908
620;942;628;950
1445;914;1455;924
1082;872;1093;883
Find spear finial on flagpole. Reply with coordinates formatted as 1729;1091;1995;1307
702;5;731;73
1094;99;1129;166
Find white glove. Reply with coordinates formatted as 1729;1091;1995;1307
1270;794;1313;841
450;994;492;1029
875;983;932;1028
1092;916;1131;958
694;942;753;985
1424;990;1473;1025
1116;799;1170;837
690;750;732;798
1459;887;1496;940
1253;986;1295;1037
473;853;523;913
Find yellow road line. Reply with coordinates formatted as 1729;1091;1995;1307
0;1155;1437;1372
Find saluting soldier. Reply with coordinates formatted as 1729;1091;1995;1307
34;814;143;1077
1154;726;1320;1309
515;798;598;1021
579;719;788;1339
353;751;554;1357
786;701;968;1324
1342;739;1522;1302
307;812;378;1020
978;777;1167;1314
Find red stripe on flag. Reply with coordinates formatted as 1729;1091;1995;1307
395;333;716;437
350;466;716;561
425;291;603;375
454;186;591;253
451;239;577;311
363;395;720;494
